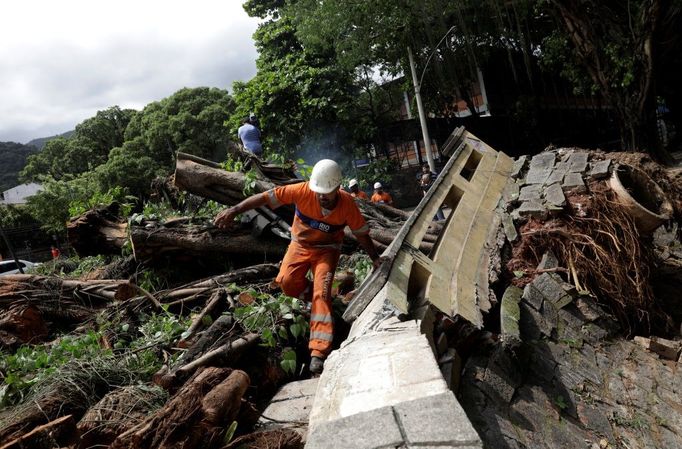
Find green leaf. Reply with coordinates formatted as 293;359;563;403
290;323;302;338
201;315;213;326
121;323;129;332
278;326;289;339
513;270;525;278
223;421;238;444
280;348;297;375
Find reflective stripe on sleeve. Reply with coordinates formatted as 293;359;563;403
310;331;334;341
351;224;370;235
310;313;333;323
267;189;282;208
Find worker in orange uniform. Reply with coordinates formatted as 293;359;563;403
371;182;393;205
214;159;381;374
348;178;368;200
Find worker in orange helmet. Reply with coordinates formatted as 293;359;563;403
371;182;393;206
348;178;368;200
214;159;381;374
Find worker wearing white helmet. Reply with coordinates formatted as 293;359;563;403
214;159;381;374
371;181;393;205
347;178;368;200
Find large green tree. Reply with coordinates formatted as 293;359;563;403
21;107;136;182
233;1;365;158
278;0;682;158
544;0;682;158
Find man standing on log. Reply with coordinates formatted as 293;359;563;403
214;159;381;374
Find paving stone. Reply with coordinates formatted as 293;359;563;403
271;378;319;401
567;152;589;172
501;213;518;243
519;184;543;201
544;182;566;207
519;303;544;340
546;162;569;185
562;172;586;191
502;180;520;205
577;403;616;442
524;167;552;185
532;273;574;309
511;155;528;179
530;152;556;170
517;200;547;219
260;379;319;429
306;405;403;449
589;159;611;179
260;395;314;429
394;392;481;446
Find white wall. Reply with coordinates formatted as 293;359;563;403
0;183;43;205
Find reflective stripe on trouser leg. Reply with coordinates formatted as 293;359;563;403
309;248;339;358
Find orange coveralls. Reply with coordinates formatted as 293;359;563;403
264;182;369;358
351;190;369;200
371;191;393;205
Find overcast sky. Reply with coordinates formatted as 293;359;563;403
0;1;260;144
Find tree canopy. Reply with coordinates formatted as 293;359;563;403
15;87;236;234
242;0;681;158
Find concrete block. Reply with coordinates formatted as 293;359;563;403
306;405;403;449
544;182;566;207
562;172;586;191
567;151;589;172
517;200;547;219
393;392;481;446
519;184;542;202
589;159;611;179
309;330;448;424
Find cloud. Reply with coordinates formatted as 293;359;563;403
0;0;260;143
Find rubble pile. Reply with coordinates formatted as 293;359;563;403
458;148;682;449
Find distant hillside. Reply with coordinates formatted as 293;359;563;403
26;130;74;150
0;142;39;191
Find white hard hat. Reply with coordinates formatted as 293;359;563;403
373;182;382;189
348;178;358;188
309;159;343;194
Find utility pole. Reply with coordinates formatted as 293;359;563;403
0;222;24;274
407;46;436;172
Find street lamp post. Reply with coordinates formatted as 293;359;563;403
408;46;436;172
407;26;458;173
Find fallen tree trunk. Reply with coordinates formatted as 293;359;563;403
0;415;77;449
154;263;279;308
0;275;136;348
174;156;441;253
77;385;168;449
111;368;250;449
158;333;260;389
67;206;289;259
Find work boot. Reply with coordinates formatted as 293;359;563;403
309;356;324;375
